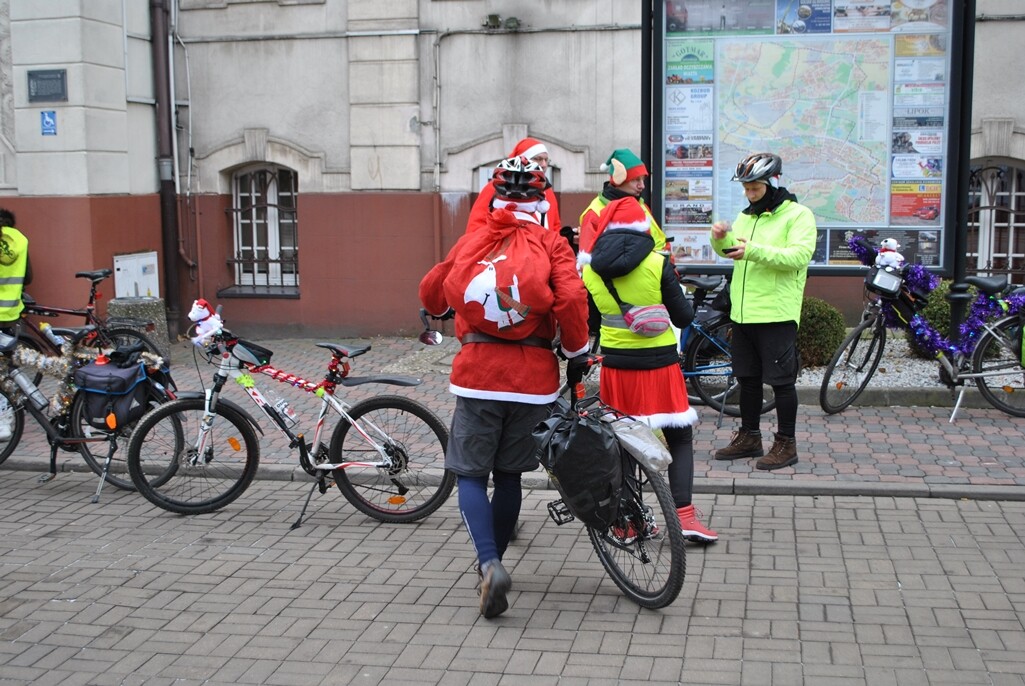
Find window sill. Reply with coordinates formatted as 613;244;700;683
215;285;300;299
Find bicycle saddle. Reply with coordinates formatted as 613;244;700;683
316;342;370;359
75;269;112;283
679;275;724;292
963;274;1008;295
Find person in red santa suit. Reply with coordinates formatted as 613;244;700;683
465;137;563;235
420;156;590;619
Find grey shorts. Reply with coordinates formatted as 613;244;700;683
730;321;800;386
445;396;553;477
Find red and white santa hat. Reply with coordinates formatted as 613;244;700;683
510;137;548;162
577;197;650;267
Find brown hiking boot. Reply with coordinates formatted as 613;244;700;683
755;433;798;471
714;428;764;460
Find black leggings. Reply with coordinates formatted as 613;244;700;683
662;425;694;508
739;377;797;438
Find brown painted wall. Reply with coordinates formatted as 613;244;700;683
3;191;867;339
0;195;162;323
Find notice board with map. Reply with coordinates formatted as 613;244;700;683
654;0;965;271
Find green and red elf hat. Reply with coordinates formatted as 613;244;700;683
600;148;648;185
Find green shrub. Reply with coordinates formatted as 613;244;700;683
798;296;846;367
904;279;976;359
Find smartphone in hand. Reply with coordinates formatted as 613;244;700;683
722;245;741;254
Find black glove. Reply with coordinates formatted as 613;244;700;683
437;307;456;321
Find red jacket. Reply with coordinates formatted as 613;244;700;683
420;208;589;403
465;184;562;235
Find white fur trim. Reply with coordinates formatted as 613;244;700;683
607;219;650;234
537;199;550;214
631;407;700;429
599;162;610;172
561;341;592;359
521;143;547;160
450;383;559;404
576;251;592;268
493;198;542;214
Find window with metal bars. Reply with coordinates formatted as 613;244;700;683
967;164;1025;282
229;166;299;288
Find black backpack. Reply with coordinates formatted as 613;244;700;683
73;361;149;431
533;399;624;529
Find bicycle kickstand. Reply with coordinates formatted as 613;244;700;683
715;377;735;429
38;443;59;484
91;436;119;504
948;386;968;424
291;469;332;530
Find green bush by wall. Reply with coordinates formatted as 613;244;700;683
798;296;846;367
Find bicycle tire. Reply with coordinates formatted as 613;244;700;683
819;316;886;414
71;384;169;491
971;315;1025;417
0;385;25;465
586;456;687;609
93;327;163;356
127;397;259;514
683;319;776;416
329;395;453;523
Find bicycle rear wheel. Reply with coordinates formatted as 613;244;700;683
329;395;452;523
971;315;1025;417
93;327;162;356
127;397;260;514
684;320;776;416
71;384;168;491
586;456;686;609
819;317;886;414
0;386;25;465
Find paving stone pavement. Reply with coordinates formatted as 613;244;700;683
3;334;1025;684
1;471;1024;685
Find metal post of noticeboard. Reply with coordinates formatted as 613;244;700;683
945;0;976;343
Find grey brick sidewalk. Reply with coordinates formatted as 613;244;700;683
5;335;1025;499
1;471;1024;685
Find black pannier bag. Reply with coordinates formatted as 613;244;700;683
533;399;624;529
73;361;149;430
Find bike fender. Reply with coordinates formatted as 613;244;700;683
340;374;421;387
174;391;264;435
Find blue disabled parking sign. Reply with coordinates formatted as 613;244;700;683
40;111;56;136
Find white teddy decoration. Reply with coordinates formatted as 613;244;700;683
874;238;905;269
188;298;223;346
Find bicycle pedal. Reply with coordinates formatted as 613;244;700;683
547;500;575;525
317;477;334;494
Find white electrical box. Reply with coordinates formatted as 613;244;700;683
113;251;160;298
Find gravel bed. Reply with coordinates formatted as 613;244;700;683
797;332;944;388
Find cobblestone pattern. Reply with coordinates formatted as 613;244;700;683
6;336;1025;495
0;473;1023;685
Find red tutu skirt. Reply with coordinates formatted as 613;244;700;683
599;364;698;429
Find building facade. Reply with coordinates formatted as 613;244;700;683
0;0;1022;336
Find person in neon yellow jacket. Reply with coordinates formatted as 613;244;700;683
709;152;816;471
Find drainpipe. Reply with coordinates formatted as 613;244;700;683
151;0;181;339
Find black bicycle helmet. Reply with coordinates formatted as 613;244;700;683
732;152;783;183
492;156;551;201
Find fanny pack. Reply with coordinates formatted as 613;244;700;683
601;277;671;337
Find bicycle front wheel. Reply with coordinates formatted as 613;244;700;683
586;456;686;609
971;315;1025;417
819;316;886;414
0;385;25;465
127;397;260;514
329;395;452;523
71;385;168;491
684;320;776;416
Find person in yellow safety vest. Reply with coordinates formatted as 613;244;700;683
0;207;32;328
0;207;32;441
577;148;671;269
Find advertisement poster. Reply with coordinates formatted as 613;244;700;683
666;39;714;84
665;85;714;130
775;0;832;34
890;0;948;32
891;130;943;154
892;155;943;180
670;230;715;263
890;181;942;225
833;0;891;32
895;33;946;57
